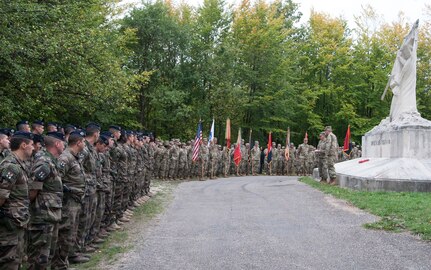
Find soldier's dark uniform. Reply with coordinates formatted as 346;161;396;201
27;148;63;269
0;152;30;270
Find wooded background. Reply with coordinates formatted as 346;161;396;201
1;0;431;145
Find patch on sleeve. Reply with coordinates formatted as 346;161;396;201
34;164;51;182
1;165;19;183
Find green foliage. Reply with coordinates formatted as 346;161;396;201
300;177;431;240
0;0;137;128
1;1;431;145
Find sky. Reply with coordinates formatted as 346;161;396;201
121;0;430;27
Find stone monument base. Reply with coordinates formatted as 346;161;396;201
334;158;431;192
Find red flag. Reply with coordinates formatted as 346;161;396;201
305;131;308;140
267;132;272;162
343;125;352;155
233;128;242;166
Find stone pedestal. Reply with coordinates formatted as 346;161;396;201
335;112;431;192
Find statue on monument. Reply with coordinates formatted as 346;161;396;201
381;20;419;122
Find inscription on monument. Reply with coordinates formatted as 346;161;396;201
371;139;391;146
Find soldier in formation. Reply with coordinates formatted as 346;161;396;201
0;121;155;269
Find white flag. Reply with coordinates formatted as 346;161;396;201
208;119;215;147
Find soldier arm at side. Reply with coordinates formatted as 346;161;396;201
0;198;5;207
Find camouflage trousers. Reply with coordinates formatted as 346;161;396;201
90;191;105;241
102;185;114;227
51;198;81;270
240;159;247;175
77;192;97;250
297;158;307;175
27;223;59;270
276;160;284;175
143;168;152;194
0;223;25;270
113;181;124;220
318;157;328;181
122;181;131;211
251;160;260;175
177;163;187;180
286;160;295;175
327;155;337;179
128;174;138;204
168;162;178;180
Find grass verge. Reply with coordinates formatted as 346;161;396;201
75;180;180;269
300;177;431;241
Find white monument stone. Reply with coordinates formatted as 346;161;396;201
335;20;431;192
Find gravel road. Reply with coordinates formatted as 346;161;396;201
110;176;431;270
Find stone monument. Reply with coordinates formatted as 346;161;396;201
335;20;431;192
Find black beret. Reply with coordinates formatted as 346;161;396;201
86;122;101;130
32;134;44;144
65;124;76;129
33;120;44;126
0;128;15;136
12;131;33;140
47;122;57;127
70;130;86;138
126;130;134;136
16;120;29;126
109;125;122;131
99;135;110;145
46;132;65;142
101;131;114;138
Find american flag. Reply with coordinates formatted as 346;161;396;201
192;121;203;161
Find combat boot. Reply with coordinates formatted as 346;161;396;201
329;178;337;185
69;255;90;264
119;216;130;223
319;178;327;184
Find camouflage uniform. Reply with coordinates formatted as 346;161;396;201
0;153;30;270
325;131;339;181
250;144;260;176
89;151;106;242
0;148;10;164
296;142;310;176
208;144;218;179
276;145;284;175
240;142;247;176
168;144;179;180
200;143;209;179
27;150;63;269
101;151;114;230
316;136;328;181
177;146;188;180
110;142;128;221
52;148;85;269
78;140;98;248
287;145;296;175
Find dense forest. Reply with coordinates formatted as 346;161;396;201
1;0;431;145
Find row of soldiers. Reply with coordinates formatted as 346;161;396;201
150;128;359;181
0;120;155;269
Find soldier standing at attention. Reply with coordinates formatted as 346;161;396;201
0;131;11;163
315;132;328;183
27;132;65;269
250;141;260;176
0;132;33;270
16;120;31;132
296;137;310;176
324;126;339;185
52;131;88;267
79;123;100;252
31;120;45;136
